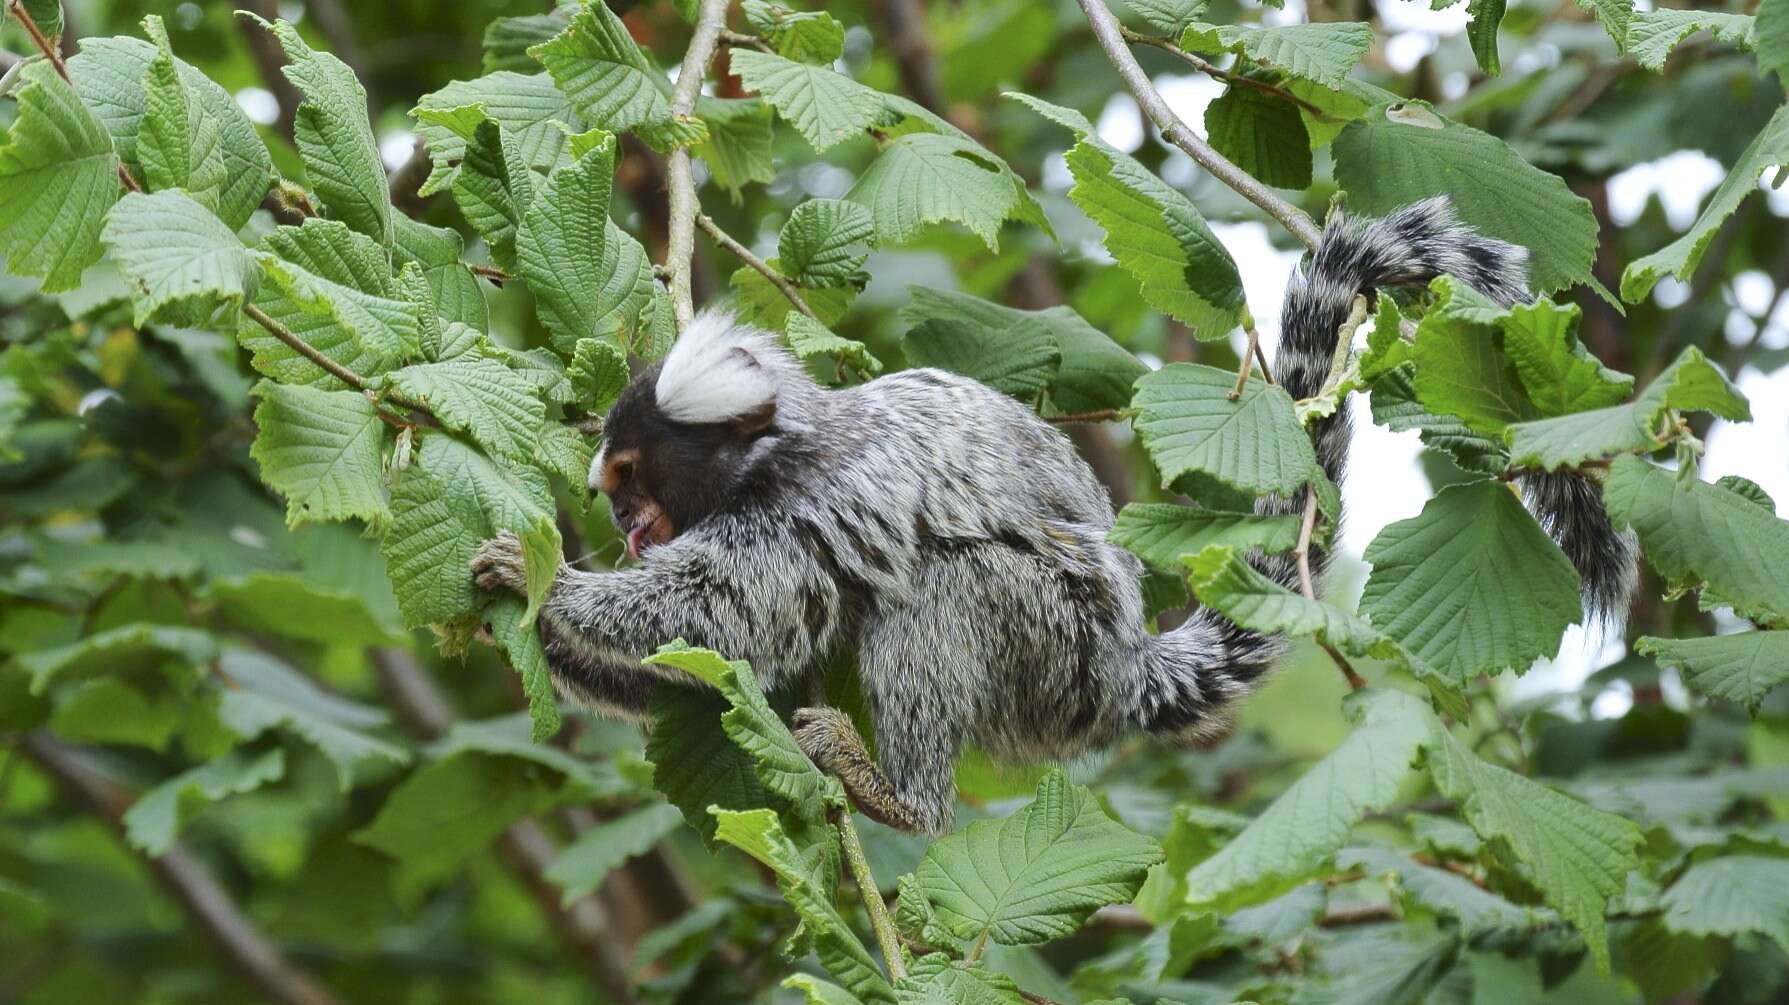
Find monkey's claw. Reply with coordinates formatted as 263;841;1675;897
792;705;865;774
471;530;529;595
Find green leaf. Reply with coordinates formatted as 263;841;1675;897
1185;545;1402;661
393;215;488;331
0;62;122;292
1628;9;1755;71
646;686;775;844
695;96;777;196
780;199;875;288
785;313;884;379
895;955;1027;1004
901;291;1060;399
515;131;658;352
216;649;410;790
1762;0;1789;86
123;748;287;856
19;0;61;39
101;189;258;327
483;8;572;73
47;677;180;751
18;622;216;695
905;770;1162;950
67;36;272;230
1465;0;1508;74
1499;299;1632;416
249;380;389;530
412;106;529;269
207;573;400;645
1131;364;1320;497
1204;86;1311;191
257;17;392;247
545;803;684;906
355;751;563;901
381;467;480;627
1507;346;1748;470
1124;0;1211;35
712;808;896;1004
1410;296;1536;438
1372;366;1509;475
535;423;595;495
846;132;1024;251
730;49;883;152
1108;504;1302;572
786;975;869;1005
1339;847;1548;936
1010;93;1243;338
1638;632;1789;714
743;0;847;62
1183;21;1373;88
136;16;234;218
412;71;582;197
1660;855;1789;952
1361;481;1580;685
732;264;858;330
1603;455;1789;624
1183;689;1434;909
389;358;545;463
532;1;673;133
1426;727;1643;972
486;593;563;742
1622;105;1789;302
648;643;842;815
569;337;631;413
1333;101;1606;300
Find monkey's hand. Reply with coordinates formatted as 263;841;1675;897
471;531;530;595
793;706;928;833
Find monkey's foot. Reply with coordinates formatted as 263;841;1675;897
471;530;529;595
792;706;927;834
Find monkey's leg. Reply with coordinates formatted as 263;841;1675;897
792;707;953;834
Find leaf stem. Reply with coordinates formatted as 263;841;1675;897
695;211;819;321
1075;0;1321;249
1117;26;1329;117
1296;489;1365;689
833;807;906;982
718;28;772;52
664;0;733;331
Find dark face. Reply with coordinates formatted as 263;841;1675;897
591;364;771;560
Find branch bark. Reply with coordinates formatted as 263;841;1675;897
1074;0;1322;249
368;649;642;1005
22;734;348;1005
664;0;733;330
695;212;817;320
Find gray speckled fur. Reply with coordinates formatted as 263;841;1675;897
521;197;1541;833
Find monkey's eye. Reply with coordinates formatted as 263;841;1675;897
614;458;635;483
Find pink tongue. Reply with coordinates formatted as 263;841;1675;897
626;525;648;561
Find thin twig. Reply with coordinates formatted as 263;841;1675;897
8;0;140;192
1075;0;1321;249
1045;408;1127;425
470;262;511;284
718;28;771;52
1231;322;1262;400
695;212;819;320
1296;490;1365;689
834;808;906;981
23;734;347;1005
242;304;436;424
1119;26;1328;117
664;0;733;331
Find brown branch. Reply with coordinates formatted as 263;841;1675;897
8;0;138;192
368;649;642;1005
867;0;948;119
1075;0;1321;249
1119;27;1328;116
22;734;347;1005
695;212;818;320
664;0;733;330
718;29;771;53
387;136;432;217
242;305;436;425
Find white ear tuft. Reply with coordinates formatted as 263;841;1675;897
653;309;805;425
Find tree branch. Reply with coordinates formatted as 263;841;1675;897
1074;0;1321;249
241;305;436;424
1044;408;1128;425
7;0;140;193
834;808;906;981
368;649;642;1005
664;0;733;330
695;212;818;320
22;734;348;1005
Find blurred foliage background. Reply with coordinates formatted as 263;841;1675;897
2;1;1787;1003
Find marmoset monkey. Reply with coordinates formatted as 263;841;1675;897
473;197;1628;833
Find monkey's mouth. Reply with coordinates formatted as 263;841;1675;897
623;507;674;561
